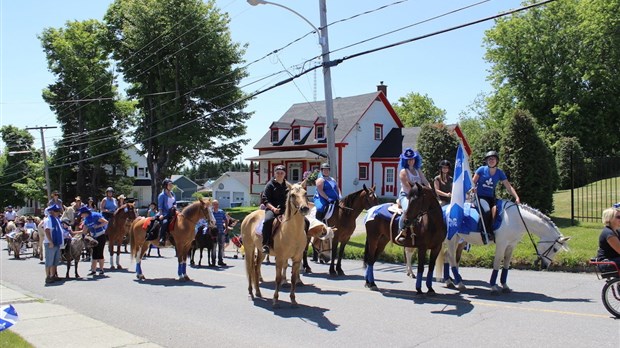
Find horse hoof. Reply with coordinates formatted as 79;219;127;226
291;301;299;308
365;282;379;291
456;282;466;291
445;279;456;289
184;275;190;281
426;288;437;296
416;288;424;296
501;285;512;293
256;292;262;298
117;265;123;270
329;270;338;277
337;269;345;276
490;285;501;294
137;274;145;280
303;267;312;274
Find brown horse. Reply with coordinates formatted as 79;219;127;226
130;199;211;281
106;203;137;269
364;183;446;294
325;184;378;276
242;183;317;307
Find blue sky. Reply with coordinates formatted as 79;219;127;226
0;0;523;161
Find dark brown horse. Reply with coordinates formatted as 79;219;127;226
106;203;137;269
325;184;378;276
191;225;218;267
130;199;211;281
364;183;446;294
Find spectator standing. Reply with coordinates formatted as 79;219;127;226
43;204;64;284
86;197;98;211
211;200;228;266
79;206;108;276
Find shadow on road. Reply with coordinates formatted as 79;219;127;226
466;286;593;303
251;297;340;331
259;281;348;297
379;288;475;316
133;277;225;289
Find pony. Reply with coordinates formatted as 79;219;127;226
324;184;378;276
106;203;137;269
364;183;446;294
191;226;218;267
62;234;99;278
6;229;28;259
445;201;570;293
129;198;212;281
242;183;315;307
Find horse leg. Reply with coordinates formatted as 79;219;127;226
405;247;416;278
135;242;149;280
199;248;204;267
329;240;339;276
273;260;285;308
252;249;262;298
190;246;196;266
109;242;116;270
336;241;347;276
446;237;465;290
116;243;122;269
426;246;441;295
302;239;311;274
500;245;515;293
435;243;446;281
74;258;80;278
489;246;505;293
415;249;427;295
66;253;71;279
290;259;301;307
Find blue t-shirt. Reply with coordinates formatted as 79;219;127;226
475;166;507;198
212;209;227;235
84;212;107;237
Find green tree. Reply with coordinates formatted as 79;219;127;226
0;126;39;207
39;19;133;200
501;109;555;213
554;137;586;189
484;0;620;154
105;0;251;202
416;123;459;179
471;128;502;170
392;92;446;127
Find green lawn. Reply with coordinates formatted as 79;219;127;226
225;183;616;271
0;330;33;348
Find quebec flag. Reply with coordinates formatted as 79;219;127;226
0;305;18;332
447;144;473;240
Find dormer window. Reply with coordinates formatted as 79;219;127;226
292;127;301;142
271;129;279;143
315;125;325;139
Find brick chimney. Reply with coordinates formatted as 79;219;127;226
377;81;387;97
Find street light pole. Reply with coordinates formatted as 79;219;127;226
26;126;56;200
247;0;338;182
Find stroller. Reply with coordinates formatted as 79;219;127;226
227;216;243;259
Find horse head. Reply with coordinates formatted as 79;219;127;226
197;198;213;221
404;182;437;224
116;203;138;221
361;184;379;209
286;183;309;218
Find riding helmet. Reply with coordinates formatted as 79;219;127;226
162;178;173;187
320;163;331;170
106;187;114;193
438;160;451;169
484;150;499;162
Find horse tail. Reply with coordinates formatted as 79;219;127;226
129;222;136;262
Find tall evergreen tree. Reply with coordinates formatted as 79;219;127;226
501;109;556;213
416;123;459;179
0;126;38;207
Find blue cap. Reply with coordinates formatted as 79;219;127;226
48;204;61;212
78;206;92;215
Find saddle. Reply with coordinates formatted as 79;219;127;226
443;200;506;242
366;203;416;247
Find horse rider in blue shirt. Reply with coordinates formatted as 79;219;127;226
157;179;177;246
313;162;342;222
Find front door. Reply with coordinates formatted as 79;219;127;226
382;164;398;196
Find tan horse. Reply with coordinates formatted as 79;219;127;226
106;203;137;269
130;199;211;281
242;183;311;308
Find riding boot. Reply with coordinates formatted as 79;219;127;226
159;228;167;246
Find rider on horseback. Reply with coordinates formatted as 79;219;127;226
396;148;431;244
471;151;520;243
313;163;342;222
156;178;177;246
261;165;289;254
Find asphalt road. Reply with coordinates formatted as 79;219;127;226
1;240;618;348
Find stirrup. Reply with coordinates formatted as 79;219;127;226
396;229;408;243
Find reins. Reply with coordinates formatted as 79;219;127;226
511;202;561;269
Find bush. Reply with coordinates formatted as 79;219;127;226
555;137;586;189
501;109;556;213
416;123;459;179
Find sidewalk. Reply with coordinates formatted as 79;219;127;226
0;283;162;348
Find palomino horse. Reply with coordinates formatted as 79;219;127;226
242;183;313;307
364;183;446;294
106;203;137;269
325;184;378;276
445;201;570;293
61;205;81;229
130;199;211;281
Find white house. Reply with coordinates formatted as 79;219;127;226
247;83;469;199
123;146;152;207
211;171;259;208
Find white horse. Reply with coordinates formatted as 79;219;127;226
446;201;570;293
61;205;76;225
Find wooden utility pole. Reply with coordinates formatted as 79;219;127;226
25;126;57;200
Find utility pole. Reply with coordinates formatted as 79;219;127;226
319;0;338;183
26;126;57;200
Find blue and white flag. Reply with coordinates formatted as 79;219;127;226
447;144;473;240
0;305;19;332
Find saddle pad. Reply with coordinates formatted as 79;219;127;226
169;214;178;232
443;200;507;237
324;202;336;221
254;219;264;236
365;203;401;224
142;217;153;230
